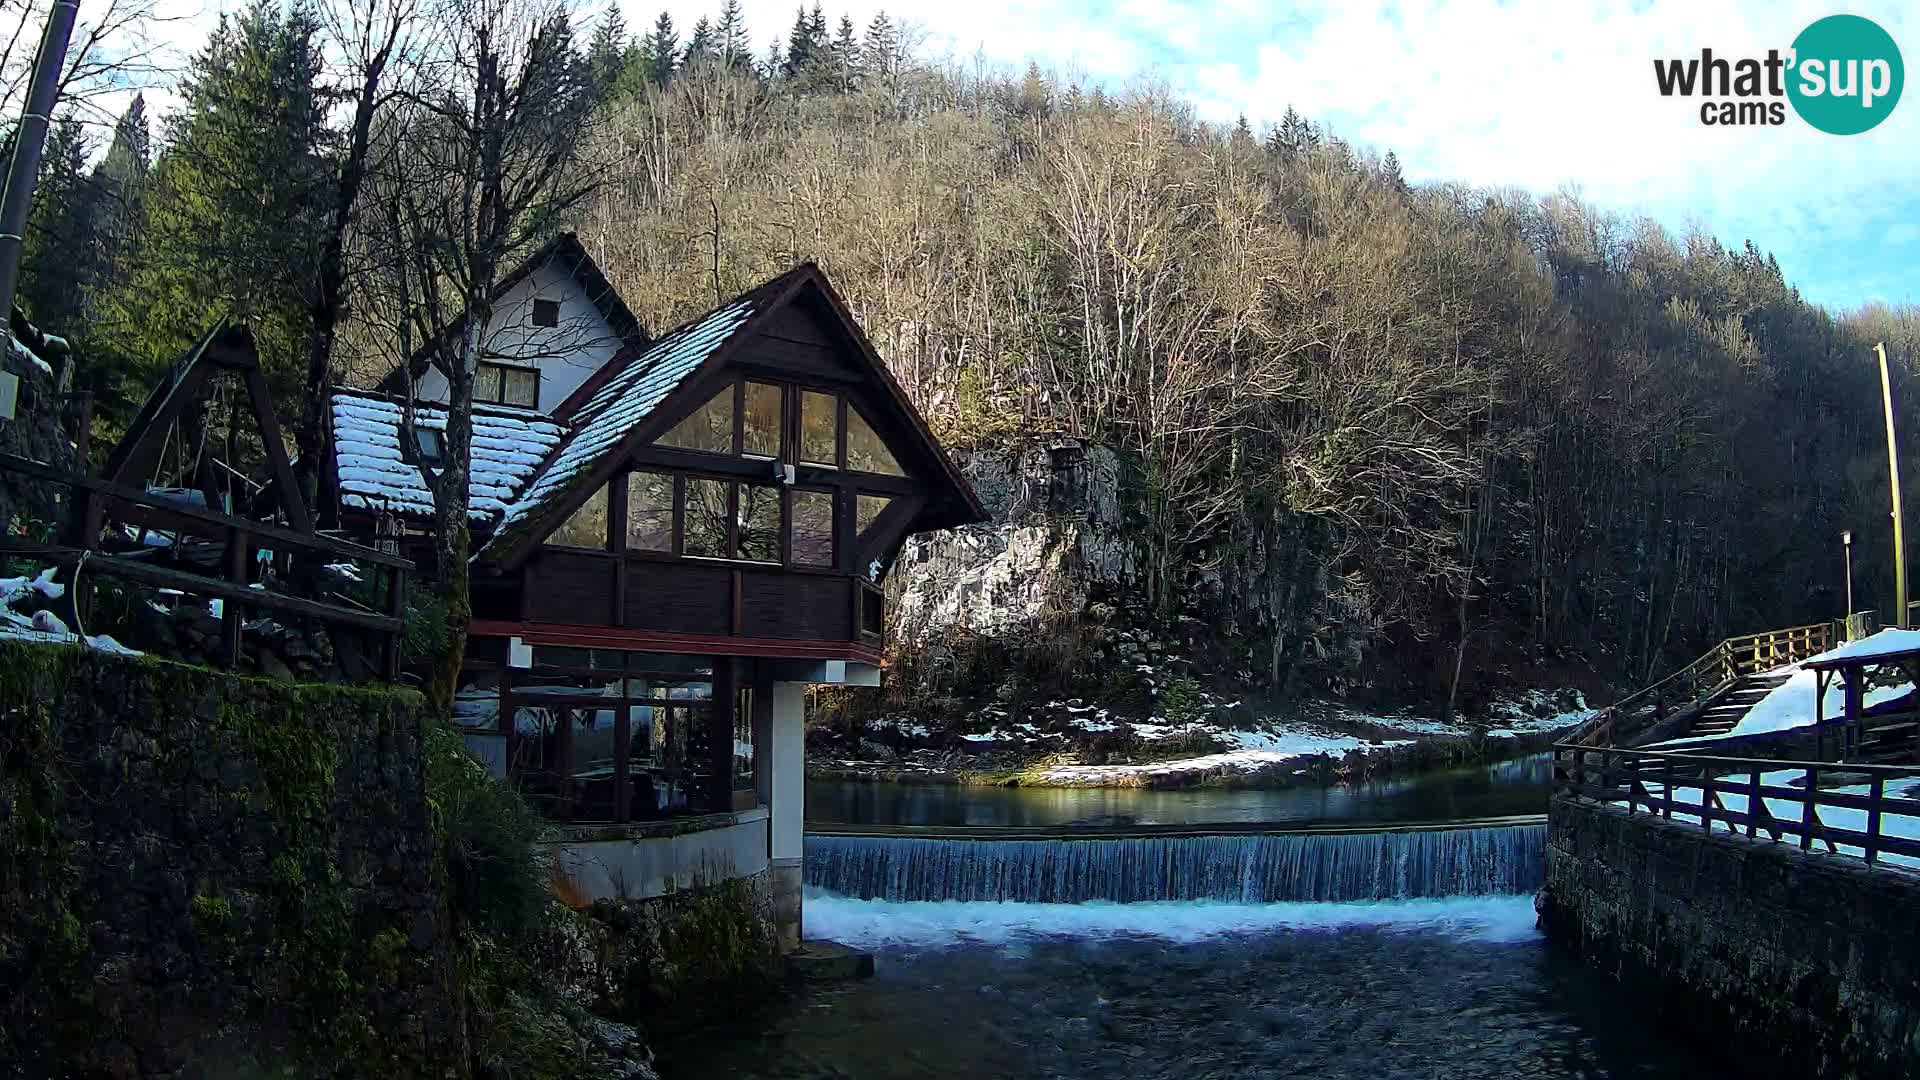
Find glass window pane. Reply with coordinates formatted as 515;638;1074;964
475;363;503;403
414;427;444;466
684;478;730;557
658;386;735;454
791;490;835;566
856;493;893;537
743;381;782;458
736;484;780;562
846;407;904;476
503;367;538;408
626;471;674;552
800;390;837;466
549;484;608;549
733;686;754;790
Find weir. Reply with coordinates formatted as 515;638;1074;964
804;821;1546;903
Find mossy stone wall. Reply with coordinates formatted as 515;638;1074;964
0;642;458;1078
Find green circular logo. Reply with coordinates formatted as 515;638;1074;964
1788;15;1904;134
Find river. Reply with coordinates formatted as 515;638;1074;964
655;753;1734;1078
806;751;1555;828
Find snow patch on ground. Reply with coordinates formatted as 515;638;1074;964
1650;629;1920;745
1617;769;1920;870
1032;723;1415;784
1327;689;1596;739
802;891;1543;949
0;567;139;655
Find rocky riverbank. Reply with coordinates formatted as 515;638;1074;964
807;689;1593;791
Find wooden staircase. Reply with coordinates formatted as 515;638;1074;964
1569;621;1839;748
1686;671;1795;738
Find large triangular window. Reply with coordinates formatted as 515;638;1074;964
656;387;734;454
846;407;904;476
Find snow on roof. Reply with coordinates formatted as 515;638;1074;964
8;333;51;376
1802;627;1920;667
485;295;758;549
332;392;566;522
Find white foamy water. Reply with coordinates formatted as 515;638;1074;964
802;890;1542;950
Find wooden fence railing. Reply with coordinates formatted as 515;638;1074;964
1554;744;1920;868
0;451;411;678
1569;620;1840;748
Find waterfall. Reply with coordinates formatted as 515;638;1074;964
805;825;1545;903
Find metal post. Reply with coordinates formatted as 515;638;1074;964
0;0;81;332
1877;343;1907;629
1843;529;1855;622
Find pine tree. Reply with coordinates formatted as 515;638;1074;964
588;8;629;99
1382;150;1407;191
782;5;814;78
87;95;151;319
862;10;896;84
1274;105;1318;160
101;0;334;402
684;16;714;69
17;115;95;335
716;0;748;69
832;14;858;91
643;10;678;85
1014;61;1048;117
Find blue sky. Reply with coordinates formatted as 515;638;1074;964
663;0;1919;312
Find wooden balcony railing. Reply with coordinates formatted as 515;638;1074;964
0;451;411;677
1554;744;1920;868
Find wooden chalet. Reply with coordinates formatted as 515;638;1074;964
324;236;983;935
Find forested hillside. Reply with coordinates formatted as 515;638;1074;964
16;0;1920;711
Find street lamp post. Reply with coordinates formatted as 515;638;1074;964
1843;529;1855;625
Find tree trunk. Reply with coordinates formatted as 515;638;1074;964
295;60;389;508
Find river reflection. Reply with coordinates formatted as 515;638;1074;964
807;753;1553;829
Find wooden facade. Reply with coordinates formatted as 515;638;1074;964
331;248;984;823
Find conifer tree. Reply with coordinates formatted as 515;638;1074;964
782;5;815;78
716;0;748;69
102;0;333;402
862;9;895;84
832;13;858;91
1382;150;1406;191
588;8;628;98
17;115;95;335
642;10;677;85
683;16;713;69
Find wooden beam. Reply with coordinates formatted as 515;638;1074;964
243;364;314;534
0;537;404;633
0;453;410;567
469;618;882;664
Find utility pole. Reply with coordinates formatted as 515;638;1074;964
1877;342;1907;629
0;0;81;339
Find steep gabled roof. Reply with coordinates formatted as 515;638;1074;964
479;268;811;559
331;388;567;521
376;232;649;393
477;263;986;568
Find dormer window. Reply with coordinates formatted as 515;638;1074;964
476;361;538;409
531;298;560;327
414;426;445;467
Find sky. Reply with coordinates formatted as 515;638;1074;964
111;0;1918;311
623;0;1918;312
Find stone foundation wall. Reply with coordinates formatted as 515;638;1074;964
1542;795;1920;1078
545;872;783;1037
0;642;458;1077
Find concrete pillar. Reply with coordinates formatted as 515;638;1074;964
767;679;806;952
